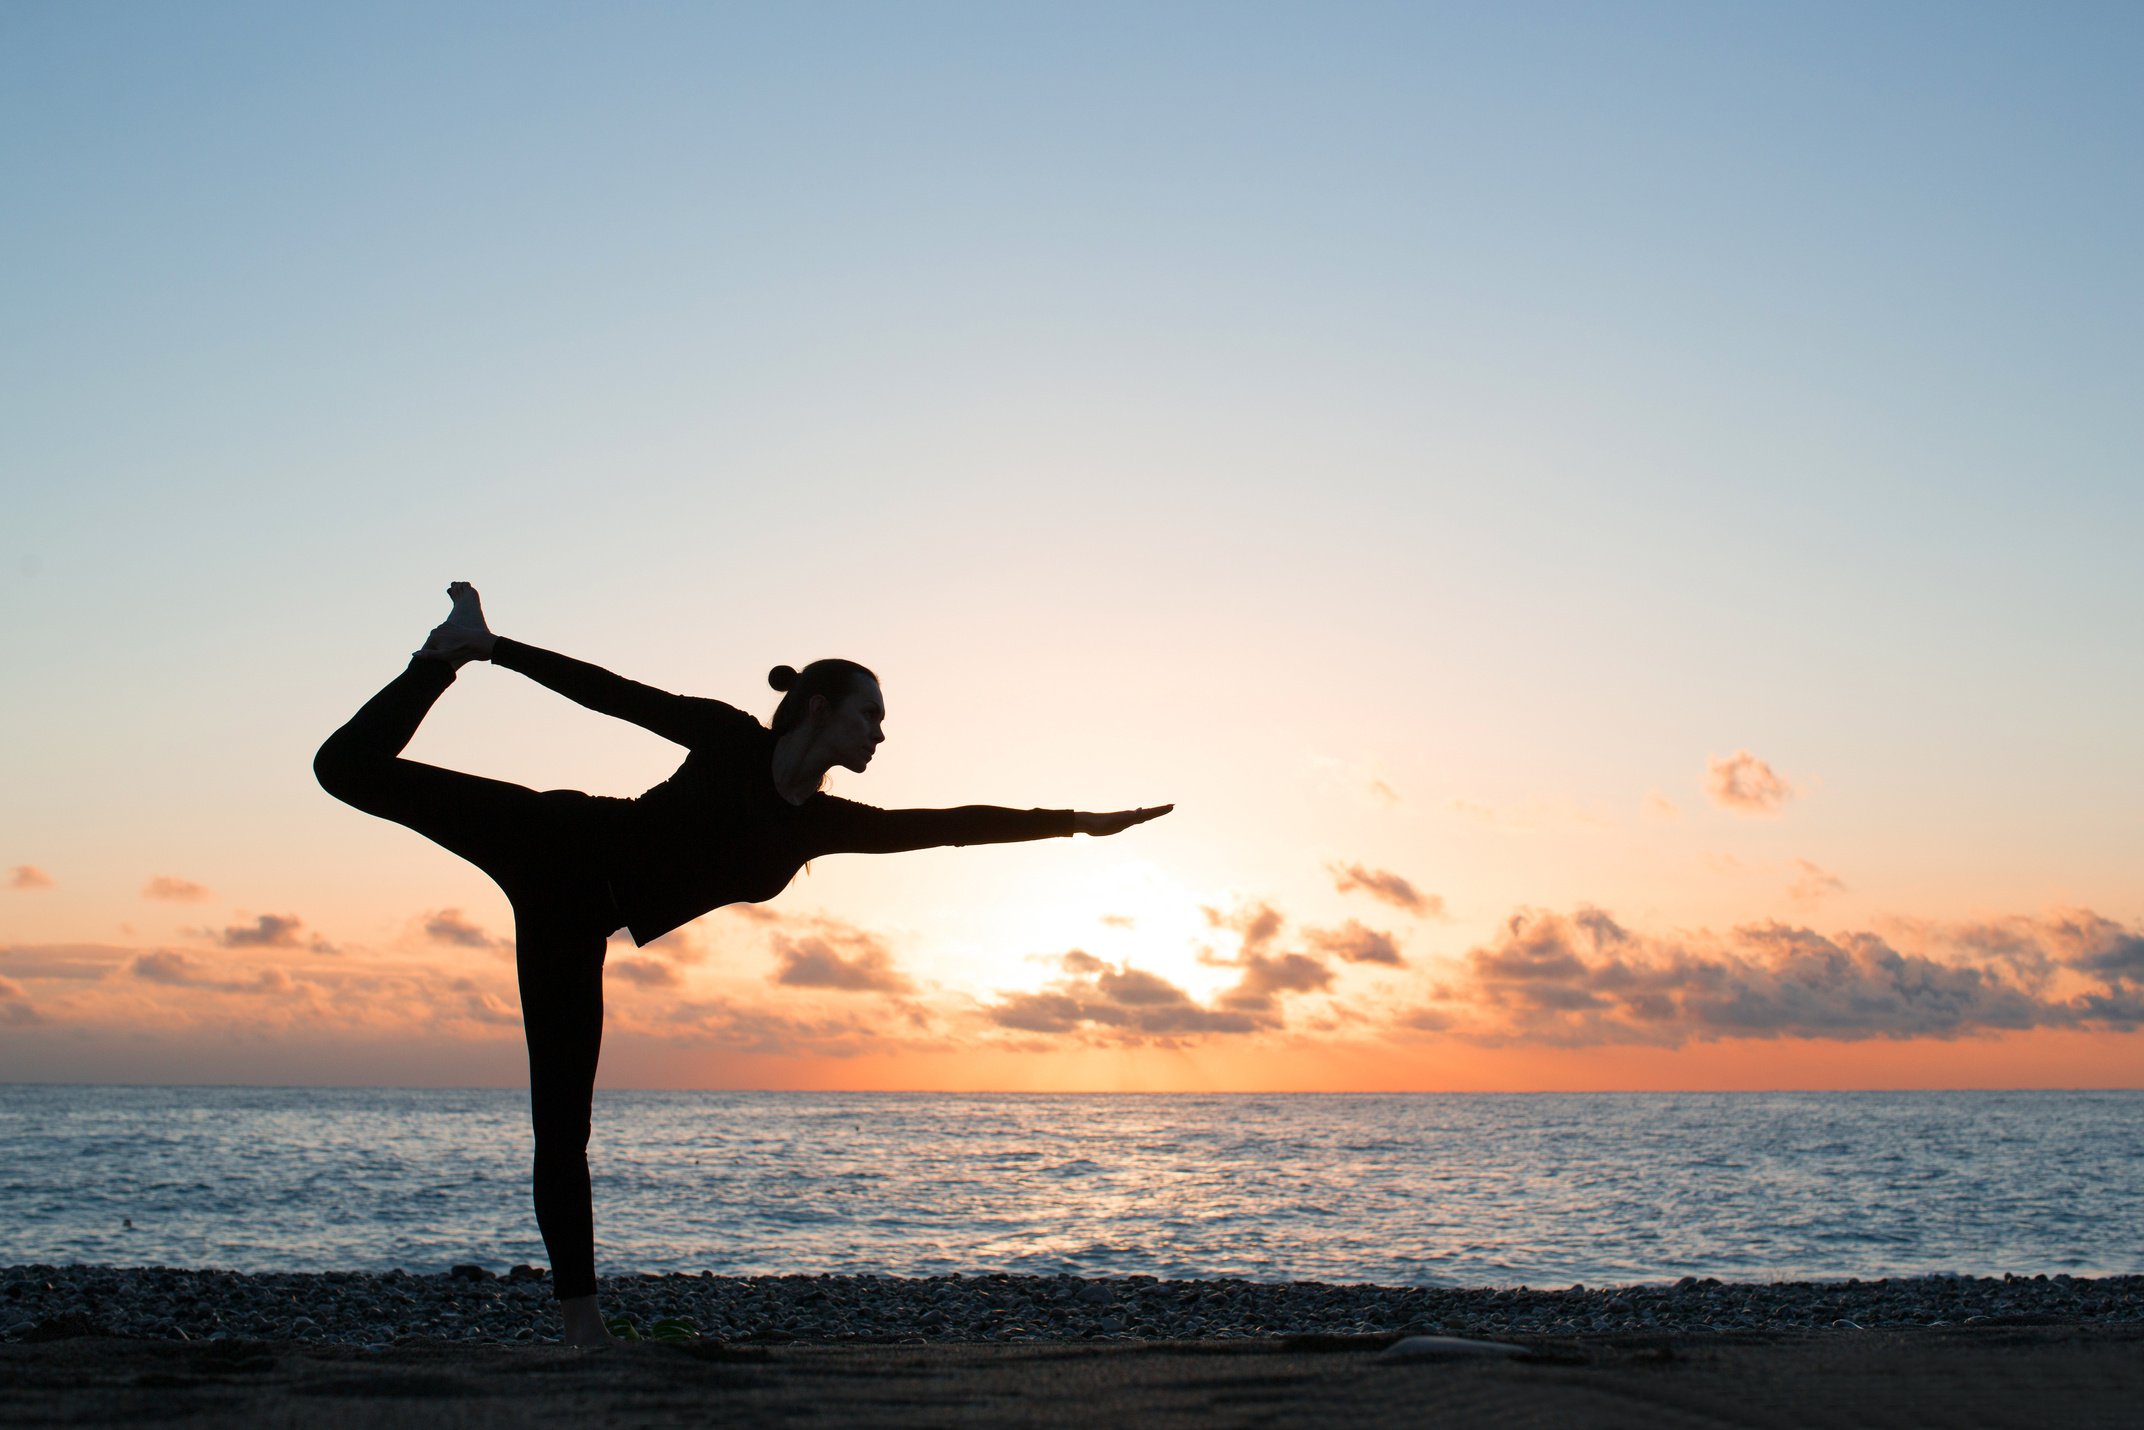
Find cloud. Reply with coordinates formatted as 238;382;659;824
607;922;714;964
645;997;903;1059
129;950;202;985
1644;791;1681;820
201;914;335;954
1947;911;2144;985
724;904;782;923
1098;914;1136;929
1308;754;1401;809
423;908;507;950
1219;951;1335;1013
1446;906;2144;1047
0;944;129;980
1787;859;1845;905
770;933;914;994
1328;862;1441;916
126;949;293;996
641;926;711;964
1304;920;1405;967
986;955;1263;1039
8;866;55;891
142;876;212;903
609;957;679;988
1201;901;1283;953
0;975;40;1025
988;897;1355;1042
1706;750;1796;814
446;976;520;1026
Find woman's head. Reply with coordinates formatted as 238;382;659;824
768;658;883;772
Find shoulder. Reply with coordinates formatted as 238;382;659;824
804;792;883;823
683;697;768;745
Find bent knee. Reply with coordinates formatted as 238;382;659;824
312;729;395;809
312;738;362;802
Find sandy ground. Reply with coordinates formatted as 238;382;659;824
4;1325;2139;1428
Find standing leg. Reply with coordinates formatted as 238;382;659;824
316;623;619;1344
514;888;613;1346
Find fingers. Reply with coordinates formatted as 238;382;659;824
1089;805;1173;835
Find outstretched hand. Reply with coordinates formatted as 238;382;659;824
1073;805;1173;837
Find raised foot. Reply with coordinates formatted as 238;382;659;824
414;581;496;666
444;581;488;632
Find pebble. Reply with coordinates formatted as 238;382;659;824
0;1266;2135;1347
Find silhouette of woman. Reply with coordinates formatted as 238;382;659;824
314;583;1170;1346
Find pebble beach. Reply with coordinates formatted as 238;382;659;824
8;1264;2140;1346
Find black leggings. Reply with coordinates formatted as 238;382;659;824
313;658;616;1300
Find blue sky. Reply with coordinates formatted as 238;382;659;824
4;2;2140;1086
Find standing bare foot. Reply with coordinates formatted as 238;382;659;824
414;582;498;666
558;1294;617;1349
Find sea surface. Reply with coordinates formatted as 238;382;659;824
3;1087;2138;1287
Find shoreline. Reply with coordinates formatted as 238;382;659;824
7;1264;2138;1346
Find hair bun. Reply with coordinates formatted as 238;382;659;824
767;664;799;692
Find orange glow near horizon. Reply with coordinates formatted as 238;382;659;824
6;5;2142;1095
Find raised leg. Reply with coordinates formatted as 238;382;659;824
312;655;550;885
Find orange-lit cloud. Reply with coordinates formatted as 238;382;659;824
199;913;335;954
1439;906;2144;1047
985;952;1265;1040
447;976;520;1026
9;866;55;891
770;930;913;993
0;945;124;980
1328;862;1441;916
8;886;2142;1088
1787;858;1845;905
1202;900;1283;953
127;949;293;996
1706;749;1796;814
0;974;41;1025
983;894;1368;1043
1219;949;1334;1013
637;925;713;964
423;908;508;950
142;875;213;903
1304;920;1405;967
609;957;679;988
640;996;913;1059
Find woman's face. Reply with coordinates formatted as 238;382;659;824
822;681;885;773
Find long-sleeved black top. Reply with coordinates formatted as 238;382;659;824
491;638;1077;945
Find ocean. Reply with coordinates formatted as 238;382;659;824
3;1087;2138;1287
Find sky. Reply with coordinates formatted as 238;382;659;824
4;1;2141;1090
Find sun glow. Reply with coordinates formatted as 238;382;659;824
948;859;1229;1000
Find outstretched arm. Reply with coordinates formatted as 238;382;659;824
488;637;733;747
814;800;1171;856
413;581;746;748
